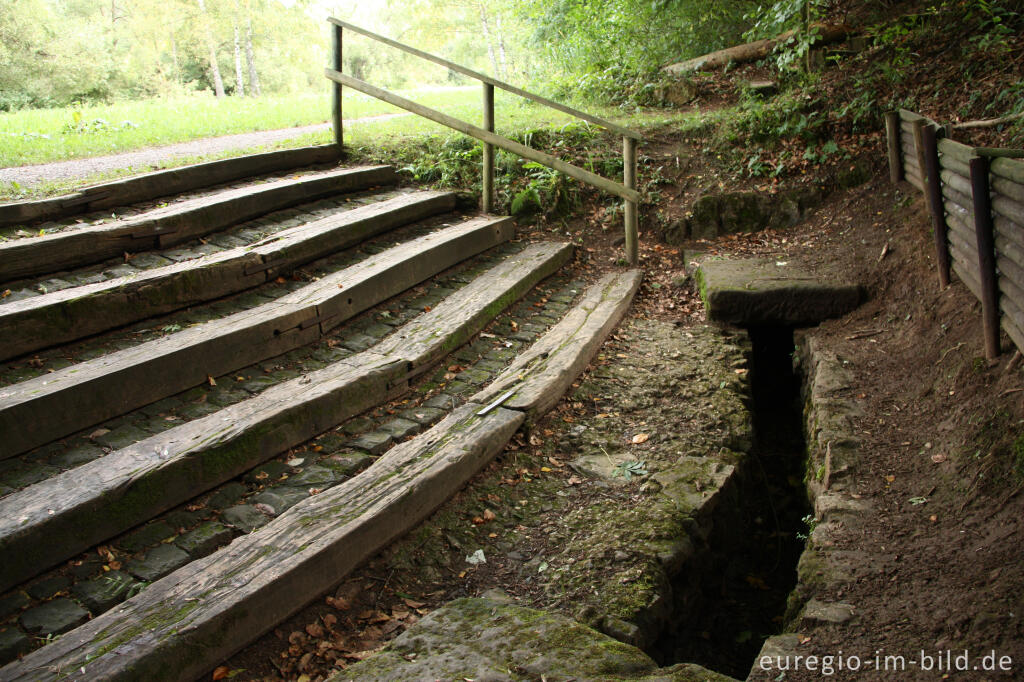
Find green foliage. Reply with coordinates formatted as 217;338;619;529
611;460;648;481
744;0;825;72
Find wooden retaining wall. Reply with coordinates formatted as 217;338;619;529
887;109;1024;360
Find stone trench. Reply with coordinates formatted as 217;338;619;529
325;253;861;681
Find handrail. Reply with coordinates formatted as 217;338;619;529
326;17;642;264
328;18;642;142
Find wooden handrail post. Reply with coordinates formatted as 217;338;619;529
332;24;343;149
482;83;495;213
623;136;638;265
970;156;1000;361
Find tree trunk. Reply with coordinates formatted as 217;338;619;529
476;3;500;78
245;11;261;96
662;23;851;74
495;12;509;79
233;25;245;96
197;0;225;98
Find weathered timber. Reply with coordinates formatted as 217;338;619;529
992;157;1024;185
0;404;524;682
900;109;938;126
1000;288;1024;353
0;166;396;284
886;112;903;183
279;217;518;335
912;120;929;190
995;215;1024;252
971;156;1000;360
0;357;404;592
940;168;973;198
945;206;979;248
993;195;1024;227
952;258;983;300
372;242;574;372
937;138;979;164
996;254;1024;295
0;192;455;362
662;24;851;73
0;146;344;228
901;137;921;162
923;125;951;287
472;270;642;419
0;218;515;460
329;18;640;141
993;176;1024;204
942;183;975;215
0;240;571;587
323;70;641;204
904;165;925;192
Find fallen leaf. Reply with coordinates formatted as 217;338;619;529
88;428;111;440
482;509;496;522
885;475;895;483
632;433;649;444
207;375;217;386
567;476;583;485
930;453;947;463
212;666;230;681
403;598;425;609
325;596;350;610
305;623;325;638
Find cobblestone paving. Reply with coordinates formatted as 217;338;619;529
0;251;584;660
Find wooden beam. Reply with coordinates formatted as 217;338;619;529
971;156;1001;360
885;111;903;184
327;17;641;141
324;69;641;204
922;125;951;287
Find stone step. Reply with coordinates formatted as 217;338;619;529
0;191;456;362
0;165;397;284
0;145;342;228
0;242;571;591
0;216;515;461
0;261;647;681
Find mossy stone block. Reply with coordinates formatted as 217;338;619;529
0;628;31;665
175;522;234;559
118;521;176;553
221;505;270;533
72;571;139;614
20;599;88;636
126;544;190;582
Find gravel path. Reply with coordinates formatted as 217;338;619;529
0;113;409;188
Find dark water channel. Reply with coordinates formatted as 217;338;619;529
652;326;811;679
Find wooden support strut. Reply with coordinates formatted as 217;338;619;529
971;156;1001;361
885;111;903;184
922;124;951;288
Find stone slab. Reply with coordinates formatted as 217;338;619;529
328;597;736;682
697;258;861;326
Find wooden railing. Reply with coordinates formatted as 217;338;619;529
325;17;643;264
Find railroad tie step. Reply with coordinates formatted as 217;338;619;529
0;144;343;228
0;190;456;361
0;268;642;681
0;242;572;591
0;165;397;284
0;215;517;460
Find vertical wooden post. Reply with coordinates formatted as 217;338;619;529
971;156;1000;361
885;111;903;184
912;119;928;191
922;125;951;288
623;136;638;266
332;24;343;150
482;83;495;213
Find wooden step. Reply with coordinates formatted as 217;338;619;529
0;165;397;284
0;242;570;590
0;405;524;682
0;217;517;460
0;191;456;362
0;261;643;681
0;145;342;228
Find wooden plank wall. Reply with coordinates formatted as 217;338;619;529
889;110;1024;357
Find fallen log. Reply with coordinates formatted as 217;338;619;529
662;24;852;74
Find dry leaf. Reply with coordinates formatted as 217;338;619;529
631;433;649;444
325;596;350;610
212;666;230;681
482;509;496;522
207;375;217;387
305;623;325;638
322;613;338;628
930;453;947;463
403;598;425;609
